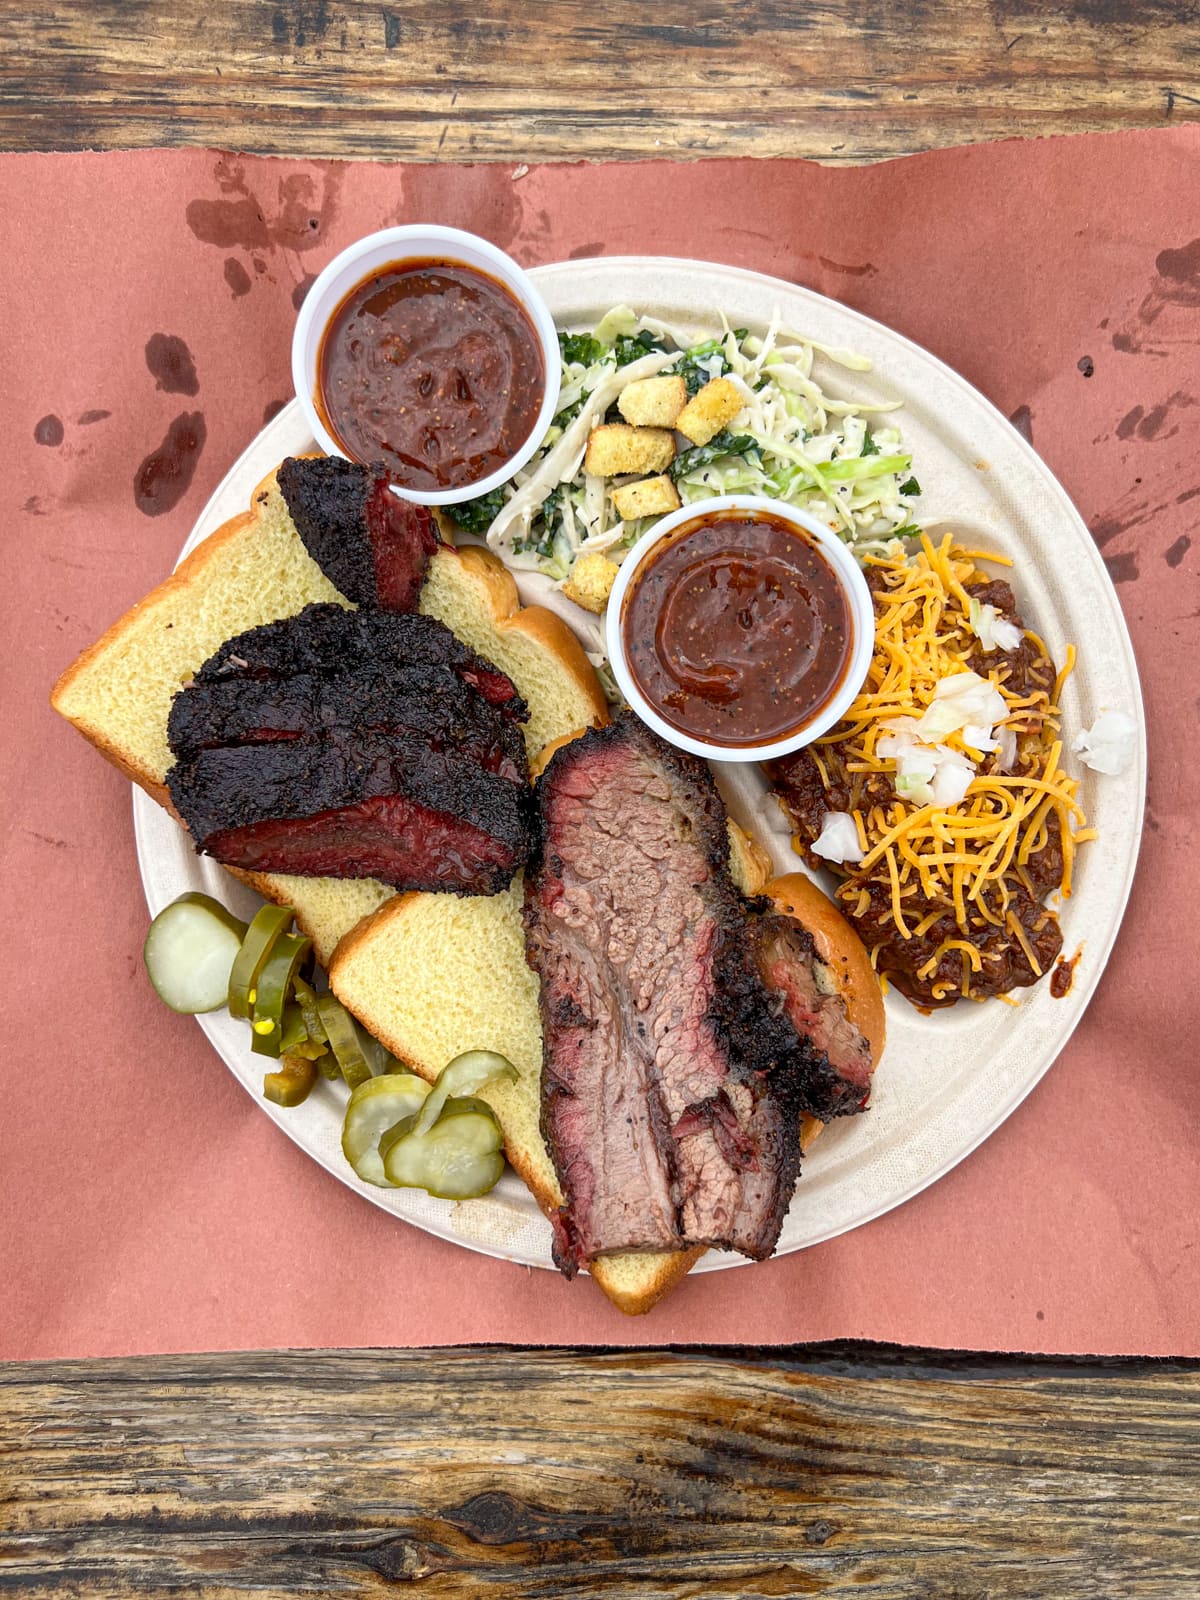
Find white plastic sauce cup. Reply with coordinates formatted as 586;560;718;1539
606;494;876;764
291;224;560;508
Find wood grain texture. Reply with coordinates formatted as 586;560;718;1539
3;1345;1199;1597
1;0;1198;162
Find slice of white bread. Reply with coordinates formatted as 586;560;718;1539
51;466;608;964
329;812;771;1316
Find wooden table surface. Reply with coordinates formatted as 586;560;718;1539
2;0;1198;162
5;3;1199;1595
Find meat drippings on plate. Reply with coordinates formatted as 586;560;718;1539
523;714;868;1276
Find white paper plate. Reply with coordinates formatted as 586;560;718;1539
134;257;1146;1274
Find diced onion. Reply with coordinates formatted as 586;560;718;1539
812;811;865;865
969;598;1024;653
1071;710;1137;775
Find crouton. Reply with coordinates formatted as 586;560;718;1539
561;551;620;614
617;375;688;430
675;376;745;446
584;424;675;477
611;474;682;521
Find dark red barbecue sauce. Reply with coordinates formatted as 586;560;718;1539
316;258;544;493
1050;950;1080;998
621;509;853;748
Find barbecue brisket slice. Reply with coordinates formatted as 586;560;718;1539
750;913;873;1120
166;605;532;894
524;715;819;1275
278;455;440;614
194;603;527;720
167;669;528;785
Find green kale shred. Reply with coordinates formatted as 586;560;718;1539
860;431;880;456
675;337;730;395
514;519;558;560
614;329;670;365
899;475;922;496
669;430;758;481
450;487;507;535
558;331;607;367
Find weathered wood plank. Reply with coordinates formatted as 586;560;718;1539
1;0;1197;162
2;1346;1198;1596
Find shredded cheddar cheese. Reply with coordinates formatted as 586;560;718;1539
801;533;1092;1001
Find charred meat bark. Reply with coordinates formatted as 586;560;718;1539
166;605;532;894
167;670;527;785
278;455;440;613
524;715;815;1276
750;913;873;1120
195;603;526;720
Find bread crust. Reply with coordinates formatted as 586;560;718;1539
764;871;888;1156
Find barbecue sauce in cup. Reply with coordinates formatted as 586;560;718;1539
316;259;544;493
621;508;853;748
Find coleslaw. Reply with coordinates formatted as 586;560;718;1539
451;305;922;584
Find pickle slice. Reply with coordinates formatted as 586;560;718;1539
292;975;328;1045
341;1072;431;1186
263;1054;319;1108
316;994;373;1088
228;904;294;1019
250;932;313;1059
413;1050;518;1137
279;1003;328;1061
142;893;248;1015
379;1095;506;1199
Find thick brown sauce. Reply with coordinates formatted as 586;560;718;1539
316;258;544;492
1050;949;1081;998
622;510;853;748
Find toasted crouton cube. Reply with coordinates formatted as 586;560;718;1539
611;474;682;522
562;552;620;614
584;424;675;477
675;376;745;446
617;375;688;429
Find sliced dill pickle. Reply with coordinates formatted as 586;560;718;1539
228;904;294;1019
292;975;328;1045
279;1003;327;1060
412;1051;518;1137
341;1072;431;1186
142;893;248;1015
379;1095;506;1199
250;932;313;1059
263;1053;319;1108
316;1050;342;1081
316;993;372;1088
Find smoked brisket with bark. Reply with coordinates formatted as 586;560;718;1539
167;670;527;785
750;914;873;1120
278;455;440;614
166;605;532;893
193;603;526;720
524;715;827;1275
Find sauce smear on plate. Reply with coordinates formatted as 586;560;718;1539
621;508;852;747
317;259;544;492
